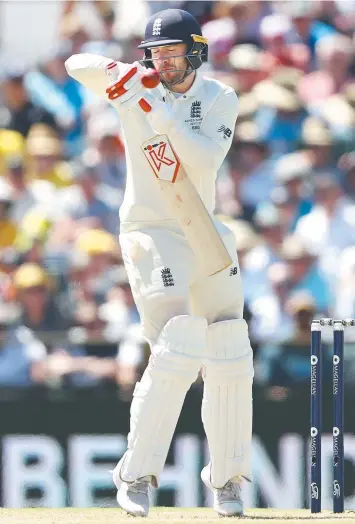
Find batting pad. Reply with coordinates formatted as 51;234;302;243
202;319;254;488
118;315;207;485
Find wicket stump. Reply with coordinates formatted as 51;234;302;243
310;318;354;514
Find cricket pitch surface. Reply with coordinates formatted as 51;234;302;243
1;508;355;524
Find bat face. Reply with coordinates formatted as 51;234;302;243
141;133;232;277
142;135;180;183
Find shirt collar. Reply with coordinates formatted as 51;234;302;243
181;70;204;98
164;69;204;99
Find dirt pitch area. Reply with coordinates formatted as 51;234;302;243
0;508;355;524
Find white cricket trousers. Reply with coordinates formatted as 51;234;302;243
116;221;253;489
119;221;244;344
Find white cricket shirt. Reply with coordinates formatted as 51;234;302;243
65;54;238;231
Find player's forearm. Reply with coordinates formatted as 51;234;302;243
65;53;125;99
168;120;225;172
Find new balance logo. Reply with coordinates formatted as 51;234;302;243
230;266;238;276
161;268;174;287
190;100;201;119
152;18;163;36
218;125;232;139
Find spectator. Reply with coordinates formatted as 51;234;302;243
234;92;258;124
0;310;47;387
260;14;310;72
254;291;333;387
234;121;275;210
12;263;71;339
248;261;294;344
115;323;148;397
334;246;355;320
85;111;126;194
0;66;59;137
280;234;332;313
243;203;285;302
215;0;270;45
94;2;122;47
4;154;56;225
272;151;313;231
54;159;117;234
71;229;122;308
298;34;354;104
219;216;261;306
25;42;85;157
72;300;107;344
295;174;355;286
339;151;355;202
26;124;73;188
14;211;54;275
99;265;141;342
32;324;145;391
217;124;273;221
282;0;336;58
202;17;238;74
220;216;260;261
0;180;18;249
314;93;355;146
270;66;304;95
300;117;341;179
0;129;25;173
286;292;317;345
254;79;307;154
59;12;90;54
229;44;269;94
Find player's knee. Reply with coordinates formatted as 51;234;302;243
203;319;254;381
149;315;208;380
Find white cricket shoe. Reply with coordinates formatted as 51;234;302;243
201;466;244;517
113;464;151;517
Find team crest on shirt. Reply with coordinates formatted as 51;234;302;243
185;100;203;131
190;100;201;119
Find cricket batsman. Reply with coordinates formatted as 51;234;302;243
66;8;253;518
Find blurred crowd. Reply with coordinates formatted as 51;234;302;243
0;0;355;390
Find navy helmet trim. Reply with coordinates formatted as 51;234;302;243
138;38;183;49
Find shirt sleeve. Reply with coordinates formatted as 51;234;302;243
65;53;125;99
146;88;239;173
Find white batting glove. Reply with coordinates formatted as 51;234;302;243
106;62;153;113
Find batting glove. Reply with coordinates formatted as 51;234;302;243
106;62;153;113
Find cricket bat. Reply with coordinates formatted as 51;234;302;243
141;134;233;278
105;62;233;278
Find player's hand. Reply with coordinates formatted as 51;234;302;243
106;62;153;113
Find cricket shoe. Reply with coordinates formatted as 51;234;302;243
201;466;244;517
112;463;151;517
